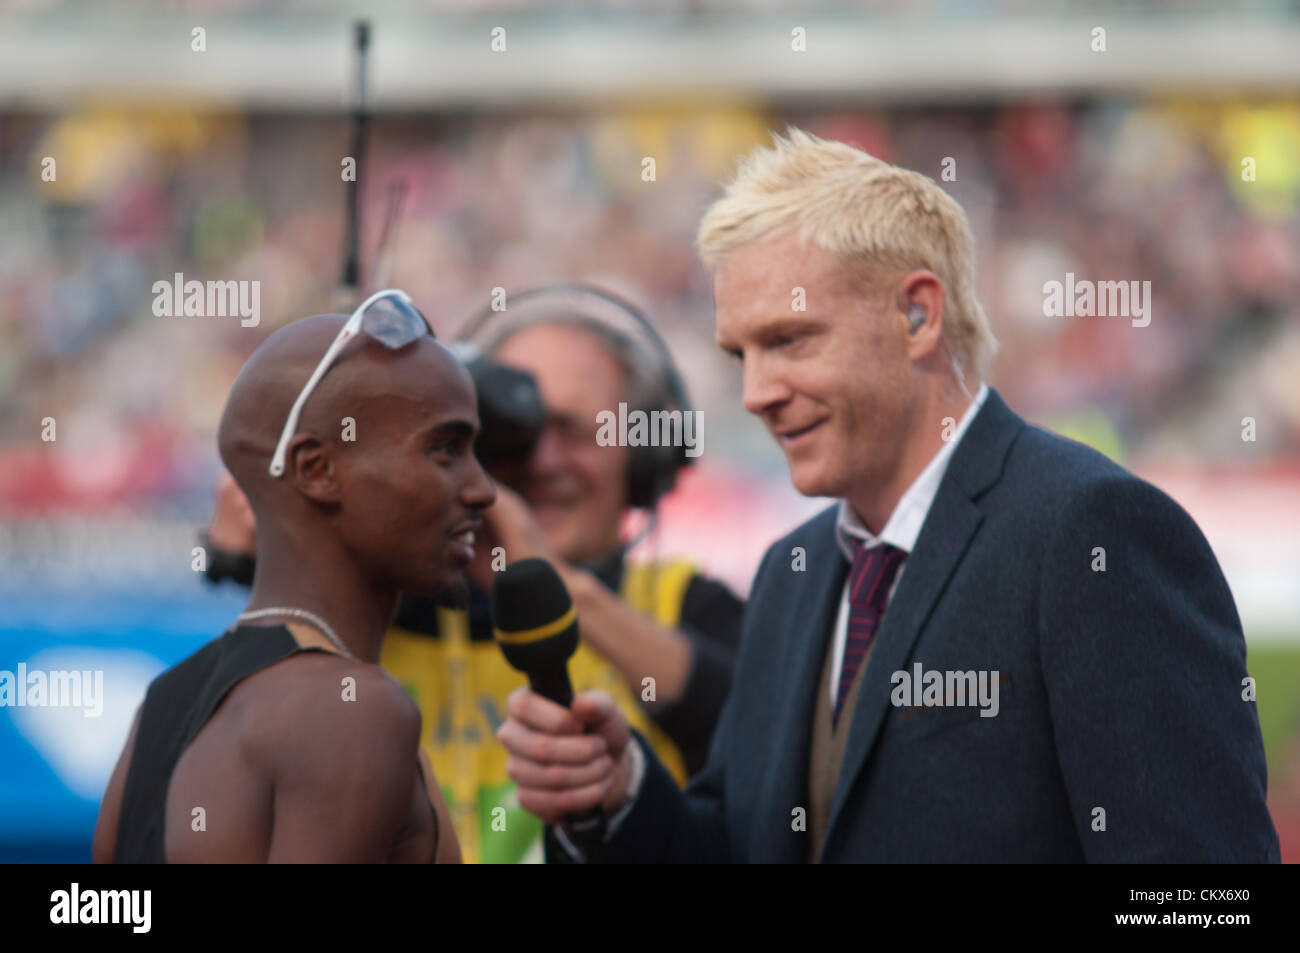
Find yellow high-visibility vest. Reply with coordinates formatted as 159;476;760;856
380;560;695;864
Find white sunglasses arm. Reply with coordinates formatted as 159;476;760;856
267;321;360;477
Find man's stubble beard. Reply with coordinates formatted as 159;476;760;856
431;572;472;610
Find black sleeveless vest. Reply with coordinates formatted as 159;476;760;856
113;624;440;863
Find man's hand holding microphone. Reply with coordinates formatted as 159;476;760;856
490;558;646;855
497;687;636;826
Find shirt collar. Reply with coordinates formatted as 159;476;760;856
835;382;988;561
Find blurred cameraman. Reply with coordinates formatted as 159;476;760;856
201;285;744;863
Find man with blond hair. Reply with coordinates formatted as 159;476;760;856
497;128;1280;863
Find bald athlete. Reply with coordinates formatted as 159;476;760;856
93;313;495;863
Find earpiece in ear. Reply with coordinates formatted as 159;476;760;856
907;304;926;333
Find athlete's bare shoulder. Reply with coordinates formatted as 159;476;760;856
239;648;425;861
248;647;416;740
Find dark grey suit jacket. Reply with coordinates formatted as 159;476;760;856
597;387;1280;862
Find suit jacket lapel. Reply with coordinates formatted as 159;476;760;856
757;507;845;863
819;388;1024;860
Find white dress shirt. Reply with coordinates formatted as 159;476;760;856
829;383;987;708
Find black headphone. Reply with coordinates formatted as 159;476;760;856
458;283;695;510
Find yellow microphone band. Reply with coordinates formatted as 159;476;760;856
493;605;576;645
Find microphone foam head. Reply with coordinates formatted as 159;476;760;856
492;558;579;673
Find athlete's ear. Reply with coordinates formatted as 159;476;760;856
286;434;341;504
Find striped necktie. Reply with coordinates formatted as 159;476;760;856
835;540;907;728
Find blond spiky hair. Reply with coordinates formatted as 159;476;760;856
696;127;998;382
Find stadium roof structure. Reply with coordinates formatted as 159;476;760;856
2;13;1299;109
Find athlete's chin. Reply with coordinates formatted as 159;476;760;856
430;573;471;609
402;565;472;608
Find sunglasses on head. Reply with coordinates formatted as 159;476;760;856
268;288;434;478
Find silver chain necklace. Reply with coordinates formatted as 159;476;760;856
236;606;353;659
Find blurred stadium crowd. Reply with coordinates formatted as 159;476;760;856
2;99;1298;525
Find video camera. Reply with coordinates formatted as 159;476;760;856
463;354;546;472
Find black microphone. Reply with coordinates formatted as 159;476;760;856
492;558;607;846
